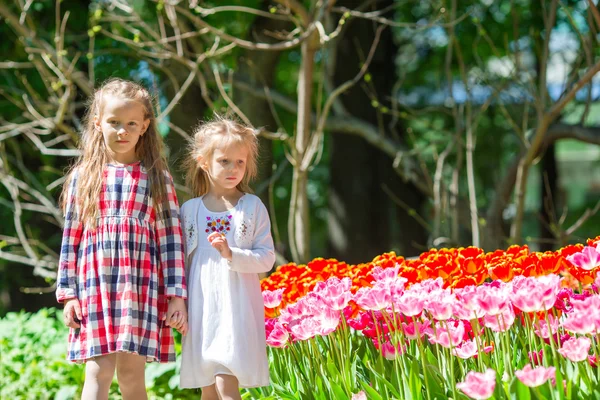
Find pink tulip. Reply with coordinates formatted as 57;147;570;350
454;285;485;319
313;277;353;310
381;339;405;360
570;294;600;314
354;285;392;310
558;336;591;362
456;369;496;399
528;350;543;366
510;274;561;312
264;317;277;337
289;316;320;341
315;307;341;336
427;320;465;348
534;314;559;339
402;319;430;340
483;305;515;332
371;266;406;286
266;321;289;348
394;290;426;316
452;339;479;359
515;364;556;387
562;297;600;335
351;391;367;400
348;312;371;331
425;290;457;321
476;284;509;316
566;245;600;271
280;297;314;324
412;278;445;293
563;310;598;335
313;276;351;295
262;288;285;308
325;292;352;311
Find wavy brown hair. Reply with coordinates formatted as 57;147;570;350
61;78;170;227
183;115;259;197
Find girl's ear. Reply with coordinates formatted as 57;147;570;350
140;119;150;136
197;155;209;171
94;116;101;132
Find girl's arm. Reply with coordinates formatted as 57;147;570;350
156;172;187;299
227;199;276;274
56;175;83;302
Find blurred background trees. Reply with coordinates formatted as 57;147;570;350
1;0;600;313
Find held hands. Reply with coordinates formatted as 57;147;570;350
63;298;82;329
165;297;188;336
207;232;232;261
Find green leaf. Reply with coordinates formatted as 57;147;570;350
368;366;401;398
330;380;349;400
360;381;383;400
409;357;422;398
509;377;531;400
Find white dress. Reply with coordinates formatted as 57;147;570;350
179;194;276;389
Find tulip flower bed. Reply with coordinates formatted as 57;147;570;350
253;237;600;400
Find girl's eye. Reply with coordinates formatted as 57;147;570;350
128;122;138;127
237;160;245;165
109;121;118;125
220;159;229;164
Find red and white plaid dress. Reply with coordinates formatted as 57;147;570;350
56;162;187;363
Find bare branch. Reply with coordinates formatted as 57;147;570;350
0;61;35;69
175;5;318;51
194;4;296;22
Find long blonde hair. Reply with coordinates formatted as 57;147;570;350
61;78;170;226
184;116;259;197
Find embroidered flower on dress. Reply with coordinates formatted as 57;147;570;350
187;221;195;239
205;215;232;234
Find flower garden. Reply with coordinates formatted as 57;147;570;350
257;237;600;399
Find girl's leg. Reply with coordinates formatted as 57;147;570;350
115;353;148;400
201;384;220;400
81;354;117;400
215;374;242;400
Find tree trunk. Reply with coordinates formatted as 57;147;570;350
233;2;291;257
539;144;559;251
289;22;320;264
327;0;427;264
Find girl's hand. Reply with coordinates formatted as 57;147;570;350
207;232;232;261
165;297;188;335
63;298;82;329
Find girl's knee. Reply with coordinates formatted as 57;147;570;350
86;355;116;385
115;354;146;384
201;384;219;400
214;375;241;399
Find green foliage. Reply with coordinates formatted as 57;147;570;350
0;309;197;399
0;309;84;399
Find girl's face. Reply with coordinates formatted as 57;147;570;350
95;95;150;164
202;143;249;192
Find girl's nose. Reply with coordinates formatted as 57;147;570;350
117;126;128;135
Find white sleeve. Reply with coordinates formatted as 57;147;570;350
228;200;276;274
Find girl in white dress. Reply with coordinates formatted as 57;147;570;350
179;117;276;399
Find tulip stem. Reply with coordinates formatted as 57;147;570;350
441;321;459;400
413;316;432;400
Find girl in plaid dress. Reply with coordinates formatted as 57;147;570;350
56;78;188;400
179;118;276;399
